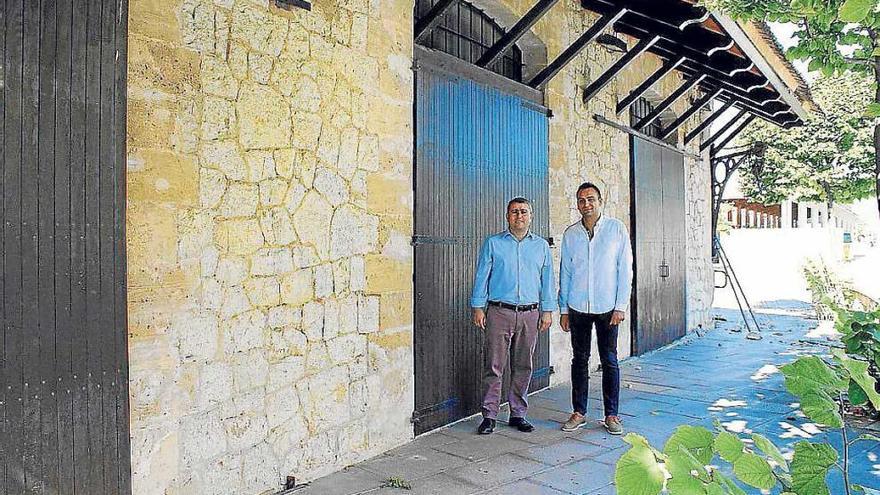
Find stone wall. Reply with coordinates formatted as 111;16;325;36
126;0;715;492
685;151;715;332
127;0;414;493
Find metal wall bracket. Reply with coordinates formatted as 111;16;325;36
582;35;658;104
528;8;626;88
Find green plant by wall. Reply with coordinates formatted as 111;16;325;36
614;349;880;494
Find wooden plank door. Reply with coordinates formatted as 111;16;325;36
1;0;131;493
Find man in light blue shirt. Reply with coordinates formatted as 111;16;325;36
470;197;555;435
558;182;633;435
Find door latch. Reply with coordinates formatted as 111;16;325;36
659;263;670;278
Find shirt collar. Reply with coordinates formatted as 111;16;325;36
579;215;604;235
504;229;535;240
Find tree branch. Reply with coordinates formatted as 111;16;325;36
802;17;813;38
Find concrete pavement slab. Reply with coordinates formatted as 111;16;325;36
292;466;384;495
367;473;482;495
518;438;609;466
358;449;469;481
445;453;547;489
434;432;535;462
477;479;570;495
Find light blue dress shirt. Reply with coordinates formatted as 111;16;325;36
558;216;633;315
470;230;556;312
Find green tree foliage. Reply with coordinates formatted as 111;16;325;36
702;0;880;217
736;73;875;212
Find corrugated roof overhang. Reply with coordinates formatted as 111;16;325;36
580;0;810;128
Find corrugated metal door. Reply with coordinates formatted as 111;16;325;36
413;57;550;435
631;137;686;355
1;0;131;493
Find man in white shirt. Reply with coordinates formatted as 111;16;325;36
558;182;633;435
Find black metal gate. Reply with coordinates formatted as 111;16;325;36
630;137;687;355
412;49;550;435
2;0;131;493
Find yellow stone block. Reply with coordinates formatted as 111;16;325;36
376;214;412;247
127;149;199;206
127;201;180;285
127;98;176;150
128;0;182;43
368;327;412;352
379;291;412;330
364;254;411;294
366;174;411;216
128;35;200;96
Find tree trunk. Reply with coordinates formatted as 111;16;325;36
819;179;834;227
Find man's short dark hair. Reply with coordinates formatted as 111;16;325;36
507;197;531;210
576;182;602;200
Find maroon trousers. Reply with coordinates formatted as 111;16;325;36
481;305;540;420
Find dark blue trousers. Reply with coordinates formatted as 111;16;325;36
569;309;620;417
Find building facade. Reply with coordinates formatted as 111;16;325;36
722;199;863;232
1;0;811;493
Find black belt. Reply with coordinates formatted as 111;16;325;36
488;301;538;312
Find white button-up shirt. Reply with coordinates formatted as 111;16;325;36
558;216;633;315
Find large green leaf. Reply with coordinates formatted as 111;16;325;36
849;379;870;406
799;391;844;427
752;433;789;472
615;435;665;495
833;349;880;409
715;430;744;463
780;356;846;399
790;442;837;495
704;482;725;495
664;425;715;465
839;0;877;22
732;453;775;490
666;447;708;495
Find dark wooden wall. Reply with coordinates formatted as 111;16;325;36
1;0;131;493
630;136;687;355
412;51;551;435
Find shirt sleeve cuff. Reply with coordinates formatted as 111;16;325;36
471;298;487;308
614;305;628;313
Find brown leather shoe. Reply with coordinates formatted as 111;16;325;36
604;415;623;435
561;412;586;432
